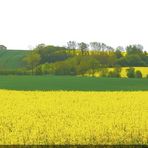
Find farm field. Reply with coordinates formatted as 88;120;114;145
0;50;29;69
0;75;148;91
0;90;148;144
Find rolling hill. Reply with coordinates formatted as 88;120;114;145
0;49;29;70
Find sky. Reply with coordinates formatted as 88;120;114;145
0;0;148;50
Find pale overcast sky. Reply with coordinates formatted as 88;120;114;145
0;0;148;50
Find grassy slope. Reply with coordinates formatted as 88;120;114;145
0;75;148;91
0;50;29;69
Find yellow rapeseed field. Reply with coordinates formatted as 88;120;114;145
0;90;148;144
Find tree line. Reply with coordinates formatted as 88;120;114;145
20;41;148;78
0;42;148;77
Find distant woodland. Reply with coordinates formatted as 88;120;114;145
0;41;148;78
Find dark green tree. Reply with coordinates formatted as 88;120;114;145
126;67;135;78
23;52;41;75
78;42;89;55
135;70;142;78
126;44;143;55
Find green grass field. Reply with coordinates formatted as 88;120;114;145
0;50;29;69
0;75;148;91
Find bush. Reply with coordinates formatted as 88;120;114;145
35;66;43;75
126;67;135;78
135;70;142;78
108;67;121;78
0;69;30;75
108;71;114;77
99;68;109;77
126;68;143;78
